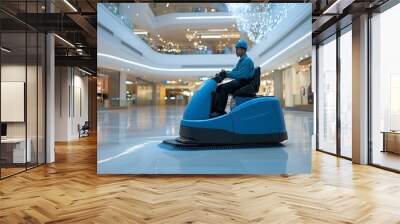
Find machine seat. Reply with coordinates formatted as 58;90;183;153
231;67;261;108
232;66;261;98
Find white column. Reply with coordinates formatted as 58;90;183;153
46;33;55;163
54;67;69;141
119;72;127;107
352;14;369;164
312;45;317;150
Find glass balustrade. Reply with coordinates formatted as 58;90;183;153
101;3;241;55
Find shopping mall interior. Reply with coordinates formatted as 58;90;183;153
1;0;400;223
96;3;313;174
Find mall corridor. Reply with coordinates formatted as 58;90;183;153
98;106;312;174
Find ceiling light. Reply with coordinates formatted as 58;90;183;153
222;33;240;38
201;35;222;39
134;31;148;35
208;28;228;32
322;0;345;14
98;53;231;72
176;15;237;20
63;0;78;12
54;34;75;48
78;68;92;76
126;81;134;85
260;32;311;67
1;47;11;53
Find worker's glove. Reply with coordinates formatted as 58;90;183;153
220;70;227;78
213;72;225;83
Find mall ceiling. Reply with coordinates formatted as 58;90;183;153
0;0;392;75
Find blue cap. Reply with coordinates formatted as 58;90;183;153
235;39;248;49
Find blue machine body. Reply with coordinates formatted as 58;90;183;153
169;79;288;146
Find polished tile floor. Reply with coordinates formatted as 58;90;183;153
98;105;313;174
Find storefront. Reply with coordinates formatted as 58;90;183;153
370;2;400;171
314;0;400;172
260;58;312;111
316;25;352;158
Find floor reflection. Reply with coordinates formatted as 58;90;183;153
98;105;312;174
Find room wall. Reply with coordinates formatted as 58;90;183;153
54;67;89;141
1;65;40;139
1;63;46;164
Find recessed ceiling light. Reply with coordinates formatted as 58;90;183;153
134;31;148;35
208;28;228;32
176;16;237;20
201;35;222;39
1;47;11;53
78;68;92;76
63;0;78;12
54;34;75;48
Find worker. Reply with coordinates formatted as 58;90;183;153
210;39;255;118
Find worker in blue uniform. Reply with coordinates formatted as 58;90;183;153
211;39;255;118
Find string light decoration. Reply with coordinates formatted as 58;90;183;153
226;3;292;43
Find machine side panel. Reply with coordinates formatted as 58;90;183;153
231;97;287;135
183;79;217;120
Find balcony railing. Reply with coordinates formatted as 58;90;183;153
102;3;237;55
103;3;134;30
148;3;228;16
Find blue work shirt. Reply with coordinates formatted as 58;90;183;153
226;54;255;80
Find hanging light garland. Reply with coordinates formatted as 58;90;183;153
226;3;292;43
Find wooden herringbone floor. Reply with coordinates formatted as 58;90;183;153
1;135;400;224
